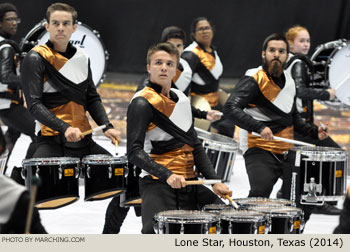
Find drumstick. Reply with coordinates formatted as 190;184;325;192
25;176;40;234
320;122;327;132
224;195;239;210
184;179;222;185
80;124;107;137
214;112;223;116
252;132;315;147
115;139;119;156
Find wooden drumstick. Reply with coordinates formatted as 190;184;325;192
252;132;315;147
80;124;107;137
224;194;239;210
115;139;119;156
25;176;40;234
184;179;222;185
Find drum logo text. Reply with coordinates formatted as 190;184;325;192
70;35;86;48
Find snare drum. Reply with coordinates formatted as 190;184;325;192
154;210;219;234
219;210;267;234
195;127;238;182
234;197;293;209
20;20;108;86
250;206;304;234
293;146;347;204
120;162;142;207
311;39;350;108
82;155;127;201
22;157;80;209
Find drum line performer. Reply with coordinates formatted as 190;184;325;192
20;2;121;231
284;25;341;215
0;3;37;169
223;33;328;222
127;42;232;234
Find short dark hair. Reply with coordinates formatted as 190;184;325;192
146;42;179;66
160;26;186;44
0;3;18;21
46;2;77;24
190;17;214;41
262;33;290;54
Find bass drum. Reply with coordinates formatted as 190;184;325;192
20;19;108;86
311;39;350;108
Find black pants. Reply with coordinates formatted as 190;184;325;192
139;176;223;234
0;103;37;159
0;191;47;234
333;191;350;234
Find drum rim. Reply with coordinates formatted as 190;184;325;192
292;146;348;161
219;209;266;221
154;210;218;223
22;157;80;165
82;154;127;163
233;197;292;205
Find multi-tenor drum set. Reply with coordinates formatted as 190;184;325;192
13;22;349;234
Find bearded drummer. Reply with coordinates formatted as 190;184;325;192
223;33;327;222
20;2;120;230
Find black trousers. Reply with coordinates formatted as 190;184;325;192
333;191;350;233
139;176;223;234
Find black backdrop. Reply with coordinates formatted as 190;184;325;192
7;0;350;77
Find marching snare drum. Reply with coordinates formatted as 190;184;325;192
234;197;293;209
219;210;267;234
250;206;304;234
22;157;80;209
293;146;347;204
20;20;108;86
120;162;142;207
82;155;127;201
154;210;219;234
311;39;350;108
195;127;238;182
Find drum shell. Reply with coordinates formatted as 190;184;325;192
82;155;127;201
120;163;142;207
22;157;80;209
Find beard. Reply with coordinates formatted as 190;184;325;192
262;58;285;78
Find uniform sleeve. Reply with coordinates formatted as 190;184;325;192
21;51;70;133
223;76;266;134
127;97;173;182
0;46;21;90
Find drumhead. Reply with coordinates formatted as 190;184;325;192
250;206;302;218
22;157;80;166
292;146;347;161
219;210;266;222
82;155;127;164
20;20;108;86
203;204;233;212
195;127;238;152
154;210;218;224
234;197;292;208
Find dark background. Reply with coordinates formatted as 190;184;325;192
8;0;350;77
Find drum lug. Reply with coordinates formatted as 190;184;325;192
300;212;305;233
204;223;209;234
289;218;294;233
253;222;258;234
21;167;27;179
58;166;63;180
217;222;221;234
108;165;112;179
180;223;185;234
86;165;91;179
75;166;80;179
228;221;232;234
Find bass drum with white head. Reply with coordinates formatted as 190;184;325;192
20;19;109;86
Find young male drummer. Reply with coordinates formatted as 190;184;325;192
223;33;327;222
127;42;232;234
20;2;120;229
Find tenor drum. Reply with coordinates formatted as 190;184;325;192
82;155;127;201
250;206;304;234
219;210;267;234
234;197;293;209
120;162;142;207
154;210;219;234
202;204;233;213
293;146;347;204
22;157;80;209
20;20;108;86
195;127;238;182
311;39;350;108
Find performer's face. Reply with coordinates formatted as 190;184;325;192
147;50;177;88
45;11;77;46
193;20;213;47
262;40;288;77
167;38;184;54
0;11;19;36
290;30;310;55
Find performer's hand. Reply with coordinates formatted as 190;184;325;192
166;174;186;189
260;127;273;141
104;128;121;144
327;89;336;100
206;110;222;122
65;127;82;142
317;126;328;140
212;183;232;199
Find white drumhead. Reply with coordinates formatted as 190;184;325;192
328;43;350;106
37;22;107;86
